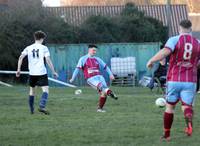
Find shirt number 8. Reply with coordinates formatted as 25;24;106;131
183;43;193;60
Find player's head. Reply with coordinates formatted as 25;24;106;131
88;44;97;56
179;20;192;33
34;30;46;42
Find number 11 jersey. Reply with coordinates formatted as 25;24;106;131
21;43;50;75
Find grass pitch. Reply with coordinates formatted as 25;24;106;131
0;86;200;146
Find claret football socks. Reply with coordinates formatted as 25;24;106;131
107;90;118;100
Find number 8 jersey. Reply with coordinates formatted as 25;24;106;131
165;33;200;82
21;43;50;75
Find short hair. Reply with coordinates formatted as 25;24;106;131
88;44;98;49
34;30;46;40
160;44;164;50
179;20;192;29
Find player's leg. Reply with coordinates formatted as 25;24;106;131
161;81;180;141
106;89;118;100
182;105;193;136
29;75;36;114
38;86;50;115
98;76;118;100
29;87;35;114
97;92;107;112
180;82;196;136
37;74;50;115
39;86;49;108
161;103;176;141
96;76;118;112
87;76;107;112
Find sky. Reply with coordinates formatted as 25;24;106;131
42;0;60;7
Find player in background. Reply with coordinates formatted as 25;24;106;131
69;44;118;112
146;20;200;141
16;30;58;115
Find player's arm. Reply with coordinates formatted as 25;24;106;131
45;56;58;78
69;58;83;83
146;48;171;69
44;47;58;78
16;54;26;77
147;36;178;69
105;66;115;80
70;68;80;83
98;58;115;80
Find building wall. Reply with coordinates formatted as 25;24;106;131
47;5;188;36
0;0;8;11
189;14;200;39
47;43;160;86
60;0;187;6
0;0;8;4
59;0;200;13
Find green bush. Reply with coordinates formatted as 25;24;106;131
0;1;167;70
0;0;77;70
78;3;168;43
78;15;119;43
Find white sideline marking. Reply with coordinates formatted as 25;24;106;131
0;70;76;88
0;81;13;87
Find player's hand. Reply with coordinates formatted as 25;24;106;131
69;78;73;83
146;60;154;69
110;75;115;80
53;72;59;78
16;71;20;77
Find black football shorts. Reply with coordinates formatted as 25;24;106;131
29;74;48;87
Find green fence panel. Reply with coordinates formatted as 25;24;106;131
48;43;160;86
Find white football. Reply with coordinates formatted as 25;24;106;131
155;98;166;107
74;89;82;95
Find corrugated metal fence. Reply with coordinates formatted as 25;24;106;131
48;43;160;86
